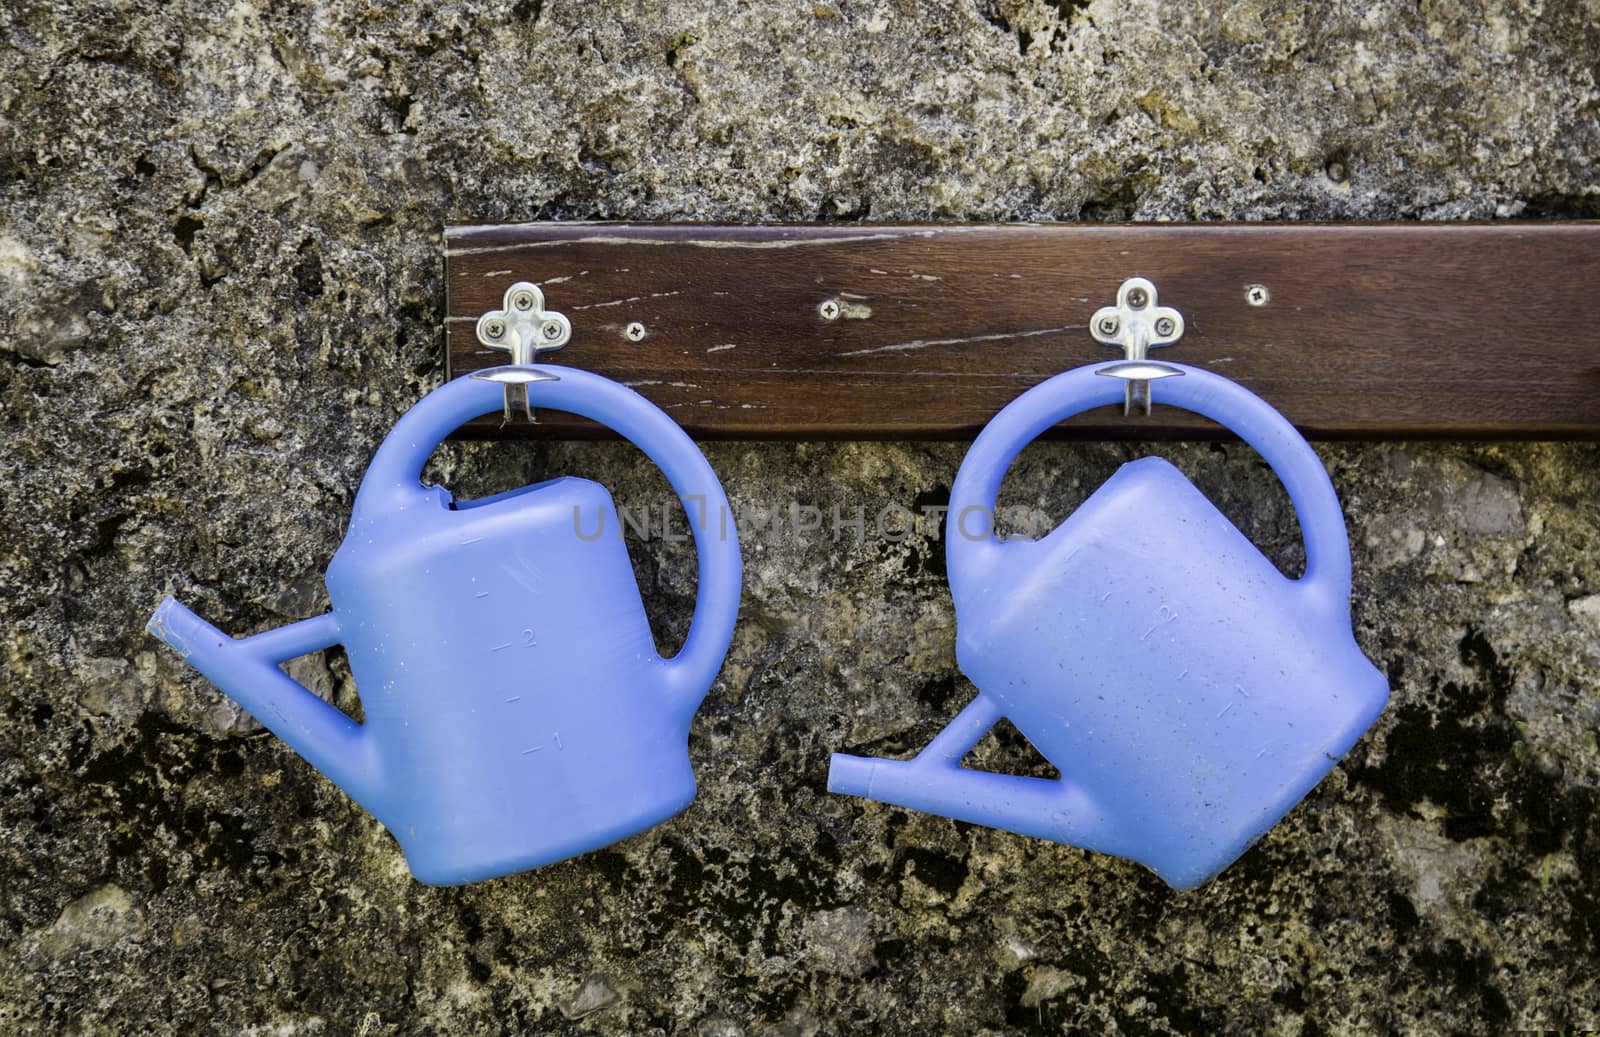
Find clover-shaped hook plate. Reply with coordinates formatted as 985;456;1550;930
476;281;572;365
1087;277;1186;416
473;281;571;422
1089;277;1184;357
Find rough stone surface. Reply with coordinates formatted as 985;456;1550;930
2;0;1599;1034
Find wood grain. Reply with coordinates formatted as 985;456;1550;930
444;223;1600;439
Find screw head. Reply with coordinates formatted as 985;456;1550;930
624;321;646;341
1154;316;1176;337
511;289;537;311
819;299;841;321
1245;284;1270;306
484;319;506;340
1097;315;1120;336
541;320;564;340
1126;287;1149;309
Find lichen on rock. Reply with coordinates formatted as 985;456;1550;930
2;0;1600;1033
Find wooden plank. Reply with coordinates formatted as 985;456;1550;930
444;223;1600;439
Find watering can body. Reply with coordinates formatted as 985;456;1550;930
149;368;741;885
829;363;1388;890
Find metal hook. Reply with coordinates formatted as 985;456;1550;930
472;281;572;422
1088;276;1185;416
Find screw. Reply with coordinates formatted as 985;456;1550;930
1154;316;1176;337
1245;284;1270;306
541;320;564;341
624;321;646;341
511;289;537;311
1097;315;1120;336
484;319;506;340
1126;287;1149;308
819;299;841;321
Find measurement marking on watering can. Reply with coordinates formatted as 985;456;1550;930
474;591;490;598
521;731;564;755
505;696;522;703
461;536;485;545
1142;607;1179;641
489;631;537;652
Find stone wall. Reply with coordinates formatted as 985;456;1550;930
3;0;1599;1033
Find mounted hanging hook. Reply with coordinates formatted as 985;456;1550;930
1089;276;1185;416
473;281;572;422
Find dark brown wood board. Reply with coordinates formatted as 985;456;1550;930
444;223;1600;440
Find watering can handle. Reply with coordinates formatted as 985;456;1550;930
945;362;1353;614
353;367;742;720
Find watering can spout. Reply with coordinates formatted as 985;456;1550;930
826;753;1118;856
826;695;1122;858
147;597;381;813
